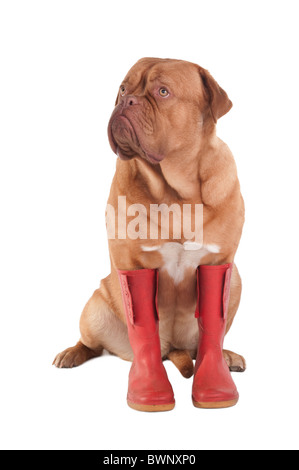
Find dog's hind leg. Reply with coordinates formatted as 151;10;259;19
52;286;107;368
53;275;133;368
53;340;102;368
223;349;246;372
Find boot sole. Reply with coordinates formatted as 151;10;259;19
192;398;239;409
127;401;175;412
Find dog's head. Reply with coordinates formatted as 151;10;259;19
108;58;232;164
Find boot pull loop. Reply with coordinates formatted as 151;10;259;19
222;264;233;320
118;272;135;326
195;268;200;318
154;269;160;321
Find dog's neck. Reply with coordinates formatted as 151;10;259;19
137;134;219;202
159;151;203;201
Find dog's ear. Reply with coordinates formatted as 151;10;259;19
198;67;232;122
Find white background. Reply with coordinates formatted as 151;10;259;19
1;0;298;451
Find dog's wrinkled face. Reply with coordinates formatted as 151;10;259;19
108;58;232;164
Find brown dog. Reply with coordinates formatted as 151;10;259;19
53;58;245;378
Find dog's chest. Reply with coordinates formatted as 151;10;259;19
142;241;221;351
142;241;220;285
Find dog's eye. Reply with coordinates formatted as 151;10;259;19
120;85;126;96
159;88;169;97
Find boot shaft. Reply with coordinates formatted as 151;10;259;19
195;263;233;366
118;268;159;329
195;263;233;329
117;268;161;357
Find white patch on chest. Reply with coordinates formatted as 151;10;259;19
141;245;162;252
141;242;220;285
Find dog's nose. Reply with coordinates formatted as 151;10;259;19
121;95;139;108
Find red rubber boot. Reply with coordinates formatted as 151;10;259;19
192;264;239;409
118;268;175;412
